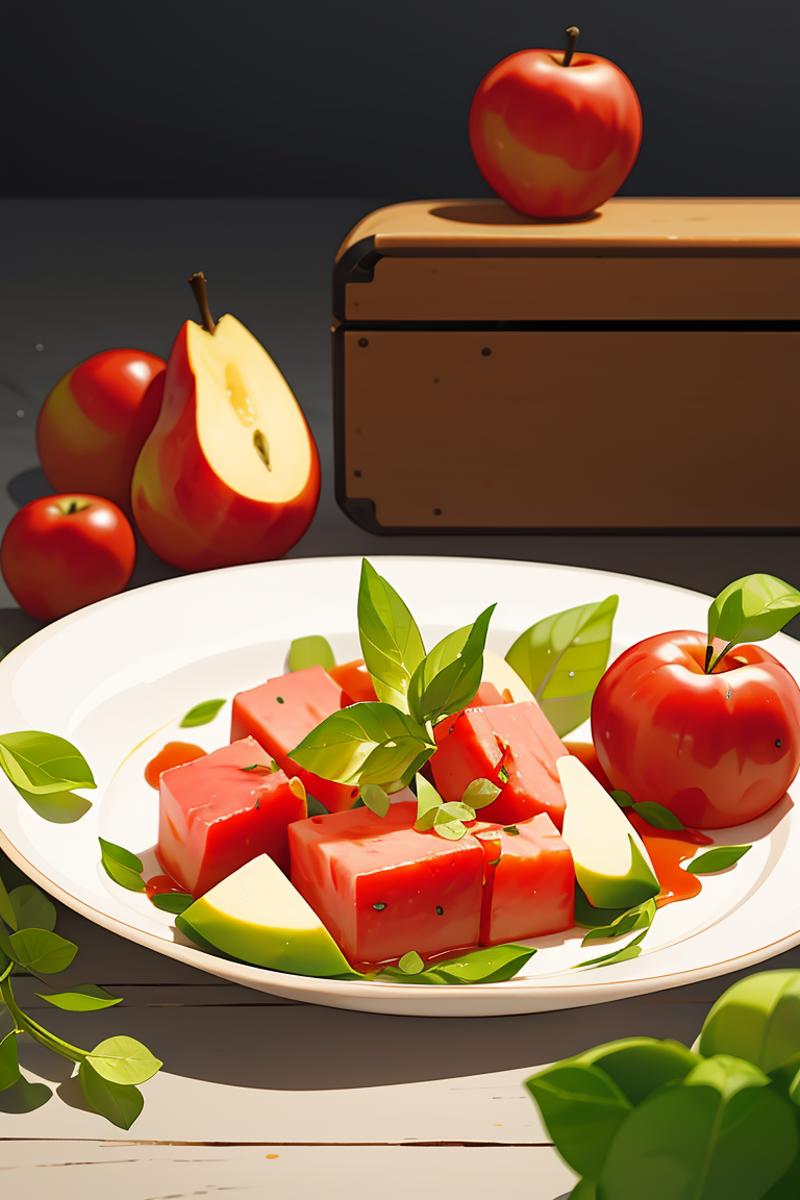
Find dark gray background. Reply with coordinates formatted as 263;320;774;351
4;0;800;197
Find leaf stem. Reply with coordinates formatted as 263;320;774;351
707;641;735;675
0;975;86;1063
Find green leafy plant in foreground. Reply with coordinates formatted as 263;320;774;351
0;864;161;1128
526;969;800;1198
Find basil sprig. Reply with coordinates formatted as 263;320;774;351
291;702;435;791
706;573;800;673
0;860;161;1128
380;943;535;985
357;559;425;711
505;596;618;736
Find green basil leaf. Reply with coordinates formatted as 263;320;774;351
0;1075;52;1113
631;801;685;830
600;1055;798;1199
581;899;656;945
505;596;619;737
0;1031;20;1092
78;1060;144;1130
414;774;443;831
8;927;77;974
357;560;426;711
699;971;800;1074
150;892;194;914
525;1061;632;1179
85;1036;163;1086
37;984;122;1012
290;702;434;789
432;944;535;984
0;874;16;930
287;634;336;673
576;929;648;970
360;784;390;818
398;951;424;975
569;1182;598;1200
179;698;226;728
407;605;496;726
575;1037;700;1106
461;778;501;810
432;816;468;841
611;790;634;809
686;844;751;874
765;1150;800;1199
436;800;476;823
9;884;56;932
708;574;800;646
99;838;145;892
0;731;96;795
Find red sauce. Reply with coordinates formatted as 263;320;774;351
144;741;206;789
145;873;187;899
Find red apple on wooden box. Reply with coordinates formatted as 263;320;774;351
131;274;320;571
469;26;642;219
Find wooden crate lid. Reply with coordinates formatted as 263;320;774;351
337;197;800;257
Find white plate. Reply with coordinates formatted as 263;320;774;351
0;556;797;1017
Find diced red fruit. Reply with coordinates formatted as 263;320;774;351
289;802;484;965
467;681;505;708
475;814;574;945
231;666;359;813
328;659;378;703
431;702;567;829
157;736;306;896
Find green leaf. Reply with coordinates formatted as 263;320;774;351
581;899;656;945
505;596;619;737
357;560;426;711
631;801;685;830
414;774;443;831
9;884;56;932
789;1067;800;1106
85;1036;163;1086
570;1182;598;1200
577;929;648;970
575;1038;700;1106
611;790;634;809
8;927;77;974
290;702;434;789
287;634;336;673
150;892;194;914
525;1061;632;1179
699;971;800;1074
461;778;501;810
99;837;145;892
432;801;473;840
0;1031;20;1091
686;844;751;874
0;731;96;795
382;943;534;985
37;984;122;1012
179;698;226;728
599;1055;799;1199
78;1060;144;1130
708;574;800;647
360;784;390;817
398;951;424;975
0;874;16;930
574;888;628;929
407;605;496;726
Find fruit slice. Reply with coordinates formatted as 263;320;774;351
181;854;351;976
557;755;659;909
475;813;575;944
328;659;378;704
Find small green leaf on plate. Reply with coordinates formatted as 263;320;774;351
632;801;685;830
36;984;122;1012
0;1031;20;1092
708;574;800;647
611;790;634;809
462;778;501;810
433;801;474;840
9;884;57;932
287;634;336;673
8;928;78;974
98;838;145;892
85;1036;163;1087
437;801;476;823
290;702;434;790
576;929;648;970
433;944;535;984
78;1060;144;1130
150;892;194;915
685;844;752;874
357;560;426;711
414;774;443;831
360;784;390;818
0;731;96;795
505;596;619;737
179;699;226;728
581;899;656;945
398;951;424;975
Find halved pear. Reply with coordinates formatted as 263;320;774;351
482;651;538;704
181;854;352;977
557;755;659;909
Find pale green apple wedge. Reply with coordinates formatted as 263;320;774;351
557;755;660;909
181;855;353;977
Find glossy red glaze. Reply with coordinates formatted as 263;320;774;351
145;873;185;900
629;811;712;908
469;47;641;218
131;322;320;570
144;741;206;789
592;630;800;828
0;494;136;620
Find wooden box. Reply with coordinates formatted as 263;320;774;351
332;198;800;533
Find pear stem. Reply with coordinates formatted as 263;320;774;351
562;25;580;67
188;272;216;334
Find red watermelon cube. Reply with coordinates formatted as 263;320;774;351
475;814;575;945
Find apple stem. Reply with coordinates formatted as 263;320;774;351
188;272;216;334
706;641;735;674
562;25;580;67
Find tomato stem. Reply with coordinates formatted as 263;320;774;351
188;272;216;334
562;25;580;67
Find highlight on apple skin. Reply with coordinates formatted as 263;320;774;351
36;348;166;514
131;275;320;572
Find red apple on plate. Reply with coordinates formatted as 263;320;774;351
37;349;166;513
469;26;642;219
131;274;320;571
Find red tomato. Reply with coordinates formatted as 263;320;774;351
591;630;800;828
469;34;642;218
1;494;136;620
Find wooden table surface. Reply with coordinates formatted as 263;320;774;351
1;198;799;1199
